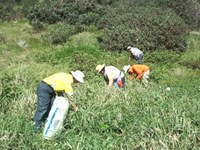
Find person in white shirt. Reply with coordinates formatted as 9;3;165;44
127;46;143;64
95;64;125;90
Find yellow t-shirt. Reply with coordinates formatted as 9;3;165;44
43;72;74;95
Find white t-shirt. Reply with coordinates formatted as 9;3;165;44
104;66;124;80
130;47;143;58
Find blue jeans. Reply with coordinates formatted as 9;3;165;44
33;81;56;127
136;53;143;64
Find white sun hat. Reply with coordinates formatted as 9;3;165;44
71;70;85;83
123;65;130;73
127;46;132;50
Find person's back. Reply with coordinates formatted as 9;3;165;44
43;72;73;93
129;64;149;80
130;47;143;57
104;66;123;80
96;64;125;89
131;65;149;73
127;46;144;64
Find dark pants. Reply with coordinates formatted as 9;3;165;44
33;81;56;127
136;53;143;64
121;76;125;88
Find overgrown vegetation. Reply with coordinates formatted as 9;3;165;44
98;6;188;51
0;1;200;149
1;0;199;52
0;19;200;150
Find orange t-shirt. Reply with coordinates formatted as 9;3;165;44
128;65;149;80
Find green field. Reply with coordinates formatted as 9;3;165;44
0;19;200;149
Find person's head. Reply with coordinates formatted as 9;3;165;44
123;65;130;73
71;70;85;83
127;46;132;51
95;64;105;74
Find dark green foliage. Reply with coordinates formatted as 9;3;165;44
26;1;107;26
45;23;77;44
98;7;189;52
4;0;191;52
27;3;62;24
156;0;200;29
30;19;44;32
0;0;39;22
0;2;18;21
95;0;115;6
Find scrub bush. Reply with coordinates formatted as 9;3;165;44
156;0;200;29
26;1;106;26
30;19;44;32
98;7;189;52
44;23;77;45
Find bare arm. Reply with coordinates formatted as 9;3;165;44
64;93;78;112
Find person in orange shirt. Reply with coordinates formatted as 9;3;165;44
123;64;150;86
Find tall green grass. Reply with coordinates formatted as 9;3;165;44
0;20;199;150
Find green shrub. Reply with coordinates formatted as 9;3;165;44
30;19;44;32
26;1;106;26
44;23;77;44
98;7;189;52
156;0;200;29
27;3;62;24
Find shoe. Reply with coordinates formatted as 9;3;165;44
33;121;42;132
34;126;41;133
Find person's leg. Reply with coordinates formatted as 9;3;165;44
113;80;119;89
137;54;143;64
33;82;55;128
121;76;125;89
142;70;150;87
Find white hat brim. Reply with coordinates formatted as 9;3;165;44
71;71;84;83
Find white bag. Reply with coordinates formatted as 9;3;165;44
43;96;69;140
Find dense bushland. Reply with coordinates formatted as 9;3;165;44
24;0;190;52
2;0;199;52
0;0;38;22
156;0;200;29
26;1;106;25
98;6;189;51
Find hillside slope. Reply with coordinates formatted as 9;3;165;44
0;20;200;150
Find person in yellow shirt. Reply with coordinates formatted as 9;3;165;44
33;70;85;131
123;64;150;87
